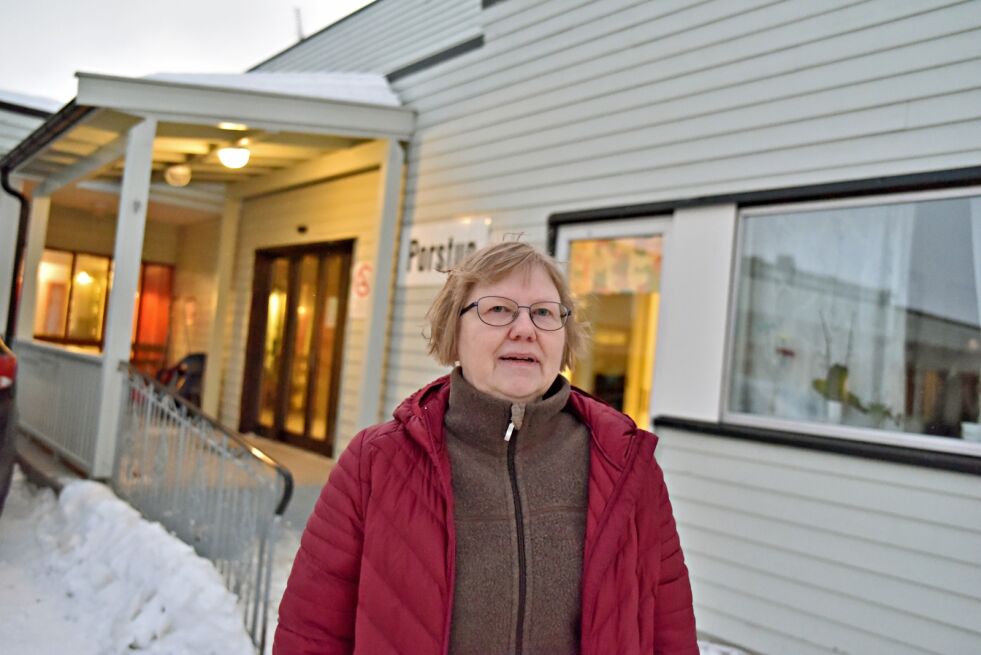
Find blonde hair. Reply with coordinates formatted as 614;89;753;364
425;241;587;369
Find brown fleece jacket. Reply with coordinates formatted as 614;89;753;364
444;368;590;655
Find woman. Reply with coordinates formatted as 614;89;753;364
274;242;697;655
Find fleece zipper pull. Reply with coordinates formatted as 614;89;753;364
505;403;525;442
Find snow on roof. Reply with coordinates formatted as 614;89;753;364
143;72;402;108
0;88;62;113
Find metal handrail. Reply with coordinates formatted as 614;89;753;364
113;361;295;653
117;361;294;514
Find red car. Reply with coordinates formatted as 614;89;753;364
0;337;16;516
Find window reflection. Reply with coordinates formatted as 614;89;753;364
730;195;981;444
568;236;662;430
67;254;111;342
34;250;73;337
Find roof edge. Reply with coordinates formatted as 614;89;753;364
76;71;409;113
0;98;52;120
0;101;94;173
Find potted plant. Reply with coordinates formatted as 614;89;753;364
811;311;862;422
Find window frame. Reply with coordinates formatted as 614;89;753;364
721;184;981;459
554;215;672;426
33;247;174;355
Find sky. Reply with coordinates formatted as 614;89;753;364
0;0;375;104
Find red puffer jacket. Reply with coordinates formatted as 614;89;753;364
274;376;697;655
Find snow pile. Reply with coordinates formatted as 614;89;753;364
0;469;254;655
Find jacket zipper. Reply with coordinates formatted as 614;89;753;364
505;420;526;655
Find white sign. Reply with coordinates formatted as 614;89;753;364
348;260;373;320
401;219;491;287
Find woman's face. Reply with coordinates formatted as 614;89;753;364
456;265;566;404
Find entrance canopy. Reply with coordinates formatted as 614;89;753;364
1;71;413;477
2;71;414;189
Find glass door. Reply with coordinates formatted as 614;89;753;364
555;218;670;430
241;241;352;456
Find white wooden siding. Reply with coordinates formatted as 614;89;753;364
262;1;981;651
45;204;179;264
0;108;44;157
381;0;981;410
656;428;981;654
169;217;220;364
255;0;480;74
218;170;381;454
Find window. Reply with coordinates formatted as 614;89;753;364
35;250;111;347
555;218;668;431
34;249;173;370
727;190;981;452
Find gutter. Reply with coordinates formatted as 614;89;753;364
1;168;28;344
0;101;93;344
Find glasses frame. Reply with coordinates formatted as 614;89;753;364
459;295;570;331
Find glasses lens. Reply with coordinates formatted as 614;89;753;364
477;297;519;326
529;302;566;330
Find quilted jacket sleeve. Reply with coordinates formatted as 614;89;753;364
274;432;369;655
652;460;699;655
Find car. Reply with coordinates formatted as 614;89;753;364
0;337;17;516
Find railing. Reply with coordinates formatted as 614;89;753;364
113;363;293;653
13;339;102;473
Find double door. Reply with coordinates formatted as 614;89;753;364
241;242;352;456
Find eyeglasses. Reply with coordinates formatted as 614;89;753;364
459;296;570;331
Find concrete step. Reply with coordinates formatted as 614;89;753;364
15;431;86;492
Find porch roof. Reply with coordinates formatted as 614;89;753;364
0;71;415;187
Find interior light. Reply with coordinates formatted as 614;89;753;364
75;271;94;286
218;121;249;131
164;164;192;187
217;146;250;169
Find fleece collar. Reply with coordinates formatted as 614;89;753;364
393;373;647;472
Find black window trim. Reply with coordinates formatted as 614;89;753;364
386;35;485;83
654;416;981;476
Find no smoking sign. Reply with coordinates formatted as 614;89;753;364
349;261;373;319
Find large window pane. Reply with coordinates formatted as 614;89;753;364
66;254;110;342
34;250;73;337
568;236;662;430
132;263;174;374
729;194;981;445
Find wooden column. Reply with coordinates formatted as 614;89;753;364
355;139;404;434
92;118;156;479
201;197;241;417
14;193;51;342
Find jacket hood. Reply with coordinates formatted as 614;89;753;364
392;374;652;471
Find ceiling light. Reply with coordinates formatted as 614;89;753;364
217;121;249;131
217;146;250;169
75;271;94;286
164;164;192;187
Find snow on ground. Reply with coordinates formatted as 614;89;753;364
0;467;253;655
0;468;745;655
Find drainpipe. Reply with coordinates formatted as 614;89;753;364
1;166;29;345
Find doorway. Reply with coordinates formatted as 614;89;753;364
240;241;353;456
555;218;669;430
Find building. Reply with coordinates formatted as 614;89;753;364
2;1;980;653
